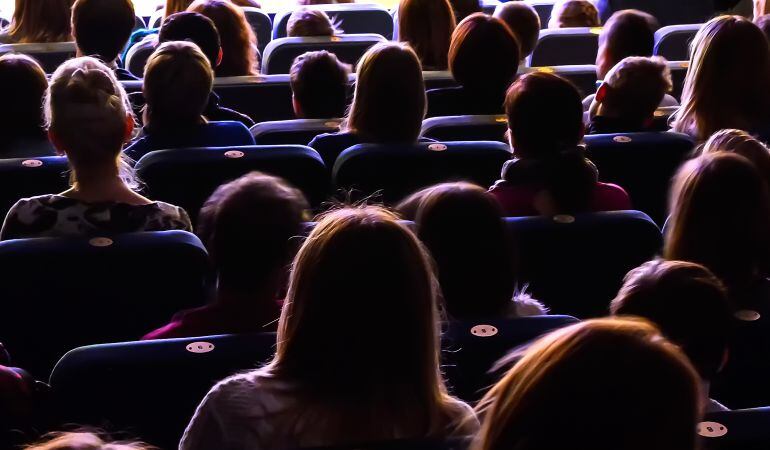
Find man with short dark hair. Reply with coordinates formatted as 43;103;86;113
290;51;351;119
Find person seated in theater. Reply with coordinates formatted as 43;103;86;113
287;8;339;37
290;51;350;120
397;0;457;71
189;0;259;77
587;56;673;134
144;172;309;340
71;0;139;81
0;55;55;158
125;41;255;161
493;1;540;60
489;72;631;217
164;0;261;24
0;0;72;44
397;182;546;319
309;42;434;167
698;128;770;188
548;0;601;28
0;57;191;240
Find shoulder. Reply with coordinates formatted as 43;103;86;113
204;121;256;144
149;202;193;231
593;182;632;210
442;396;480;437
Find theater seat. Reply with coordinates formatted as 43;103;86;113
654;24;701;62
525;0;556;29
0;156;70;221
207;75;296;123
421;115;507;143
272;3;394;40
0;231;210;377
261;34;386;75
528;28;600;67
523;65;598;97
699;408;770;450
135;145;329;218
0;42;77;73
332;141;511;204
242;7;273;54
583;131;695;226
481;0;502;15
251;119;343;145
668;60;689;100
124;38;155;78
504;211;663;318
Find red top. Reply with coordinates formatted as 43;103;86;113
489;182;632;217
143;302;279;340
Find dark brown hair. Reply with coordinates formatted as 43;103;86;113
189;0;259;76
0;54;48;140
398;0;457;70
72;0;136;63
290;50;350;119
597;9;659;78
493;2;540;58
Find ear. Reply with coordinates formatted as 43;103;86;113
123;114;135;142
216;48;223;67
48;129;67;157
595;83;609;103
292;95;303;119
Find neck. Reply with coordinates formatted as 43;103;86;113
65;164;134;202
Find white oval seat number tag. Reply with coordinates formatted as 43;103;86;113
697;421;727;438
22;160;43;168
428;144;447;152
186;342;215;354
224;150;244;159
470;325;498;337
89;237;113;247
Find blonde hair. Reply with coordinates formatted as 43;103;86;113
46;56;136;188
6;0;73;43
165;0;194;18
287;8;338;37
25;431;153;450
673;16;770;141
548;0;600;28
698;129;770;185
474;318;701;450
143;41;213;132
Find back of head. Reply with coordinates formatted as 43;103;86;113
287;8;336;37
674;16;770;141
398;0;457;70
665;152;770;295
348;42;425;142
166;0;194;17
611;259;730;382
755;14;770;40
9;0;73;43
548;0;600;28
25;432;151;450
598;56;672;126
0;54;47;138
159;12;222;68
189;0;258;76
700;129;770;187
72;0;135;63
290;51;350;119
493;2;540;58
143;41;213;132
197;172;309;294
397;183;514;319
449;14;520;94
597;9;659;78
474;318;701;450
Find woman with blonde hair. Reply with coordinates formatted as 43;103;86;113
181;206;478;450
0;57;191;240
189;0;259;76
698;128;770;186
397;0;457;70
673;16;770;142
309;42;428;166
0;0;73;44
474;318;701;450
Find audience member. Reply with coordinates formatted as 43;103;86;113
493;2;540;59
397;0;457;70
0;57;192;240
397;182;546;319
611;259;732;412
596;0;717;26
548;0;601;28
309;42;429;166
180;206;479;450
290;51;351;119
71;0;137;81
587;56;673;134
25;432;152;450
0;54;54;158
427;14;520;117
595;10;659;80
473;318;701;450
125;42;254;161
189;0;259;76
673;16;770;142
287;8;338;37
489;72;631;216
0;0;72;44
755;13;770;40
449;0;481;22
144;172;309;339
165;0;260;21
698;128;770;186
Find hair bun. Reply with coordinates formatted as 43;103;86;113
66;67;118;103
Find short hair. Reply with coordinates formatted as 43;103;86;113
290;51;351;119
599;10;659;68
548;0;600;28
159;12;222;68
287;8;337;37
72;0;136;63
0;54;48;139
611;259;730;381
599;56;673;125
493;2;540;58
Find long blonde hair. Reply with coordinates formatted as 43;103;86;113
673;16;770;141
6;0;73;43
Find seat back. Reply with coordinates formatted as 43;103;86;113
272;3;394;39
583;132;695;225
700;408;770;450
50;333;277;449
668;60;689;100
0;231;210;377
210;75;296;123
423;70;458;91
252;118;342;145
504;211;662;318
525;0;556;29
242;7;272;54
654;24;701;62
261;34;385;75
0;42;77;73
442;315;578;401
481;0;501;14
528;28;600;67
125;38;155;78
133;15;146;31
421;115;507;143
333;141;511;204
0;156;70;221
135;145;329;217
523;65;598;96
